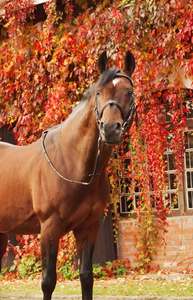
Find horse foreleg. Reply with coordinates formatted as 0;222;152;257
74;221;100;300
40;225;59;300
79;245;94;300
0;233;8;271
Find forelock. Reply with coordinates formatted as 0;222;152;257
97;68;121;87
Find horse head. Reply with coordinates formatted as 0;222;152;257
95;50;136;144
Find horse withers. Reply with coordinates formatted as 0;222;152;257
0;50;136;300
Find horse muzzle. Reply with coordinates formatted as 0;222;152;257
99;121;122;144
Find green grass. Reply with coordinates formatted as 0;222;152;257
1;276;193;297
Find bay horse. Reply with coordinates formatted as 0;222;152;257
0;50;135;300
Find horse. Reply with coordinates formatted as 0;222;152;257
0;50;136;300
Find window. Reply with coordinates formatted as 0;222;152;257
119;166;142;214
119;148;179;214
162;104;172;123
185;132;193;209
185;100;193;119
163;150;179;210
119;158;135;214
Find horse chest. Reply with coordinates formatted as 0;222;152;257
50;180;109;232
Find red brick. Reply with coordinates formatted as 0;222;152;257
166;240;176;246
174;256;185;262
182;251;192;256
175;240;183;245
176;229;189;234
169;224;180;229
156;251;164;256
178;261;193;267
184;223;193;229
185;234;193;240
177;239;189;245
170;234;178;240
170;219;178;225
165;257;174;262
178;245;187;251
165;245;178;251
186;245;193;251
166;251;180;257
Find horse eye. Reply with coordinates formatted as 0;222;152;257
127;90;133;97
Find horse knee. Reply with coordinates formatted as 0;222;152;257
80;271;93;290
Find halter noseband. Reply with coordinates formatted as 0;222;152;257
94;73;136;135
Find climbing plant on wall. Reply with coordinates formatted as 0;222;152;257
0;0;192;269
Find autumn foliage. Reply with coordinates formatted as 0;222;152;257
0;0;193;269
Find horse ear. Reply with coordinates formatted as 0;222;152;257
98;51;109;74
125;50;135;77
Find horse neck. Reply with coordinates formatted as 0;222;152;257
59;98;112;176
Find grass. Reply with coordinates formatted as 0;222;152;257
1;275;193;297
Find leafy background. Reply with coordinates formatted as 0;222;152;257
0;0;192;272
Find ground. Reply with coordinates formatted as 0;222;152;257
1;272;193;299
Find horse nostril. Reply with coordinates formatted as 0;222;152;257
115;122;122;134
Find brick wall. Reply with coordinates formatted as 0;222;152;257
118;216;193;271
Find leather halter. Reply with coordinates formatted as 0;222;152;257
42;73;136;185
94;73;136;135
